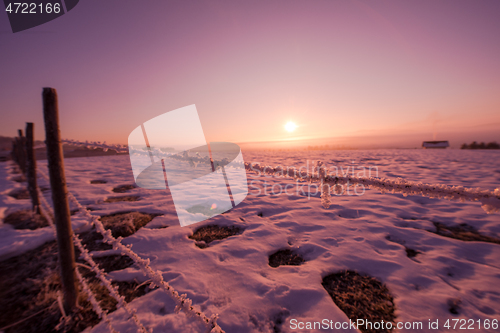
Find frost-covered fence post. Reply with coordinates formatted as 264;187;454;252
25;122;41;214
42;87;78;312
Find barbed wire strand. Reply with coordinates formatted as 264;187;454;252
37;169;224;333
244;161;500;214
36;180;148;333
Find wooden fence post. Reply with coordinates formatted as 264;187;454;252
25;123;41;214
17;129;27;174
11;138;18;166
42;87;78;312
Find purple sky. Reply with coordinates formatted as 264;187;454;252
1;0;499;148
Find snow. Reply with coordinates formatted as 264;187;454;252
0;161;55;260
1;149;500;332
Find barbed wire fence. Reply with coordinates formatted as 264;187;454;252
63;138;500;215
244;161;500;214
6;87;500;333
7;87;225;333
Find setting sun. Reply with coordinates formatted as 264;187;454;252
285;121;297;133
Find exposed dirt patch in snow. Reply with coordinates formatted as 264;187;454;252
431;222;500;244
90;255;134;273
103;195;140;203
112;184;136;193
8;187;30;200
189;224;243;248
405;247;420;258
100;211;160;238
322;270;396;333
79;231;113;252
89;180;107;184
3;210;48;230
268;249;305;268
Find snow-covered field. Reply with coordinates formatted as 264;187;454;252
1;149;500;333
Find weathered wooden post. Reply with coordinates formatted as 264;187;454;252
17;129;27;174
42;87;78;312
10;138;18;166
25;123;41;214
13;137;21;168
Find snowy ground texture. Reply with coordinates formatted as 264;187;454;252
1;149;500;333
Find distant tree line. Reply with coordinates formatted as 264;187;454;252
461;141;500;149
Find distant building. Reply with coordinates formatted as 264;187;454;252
422;141;450;149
